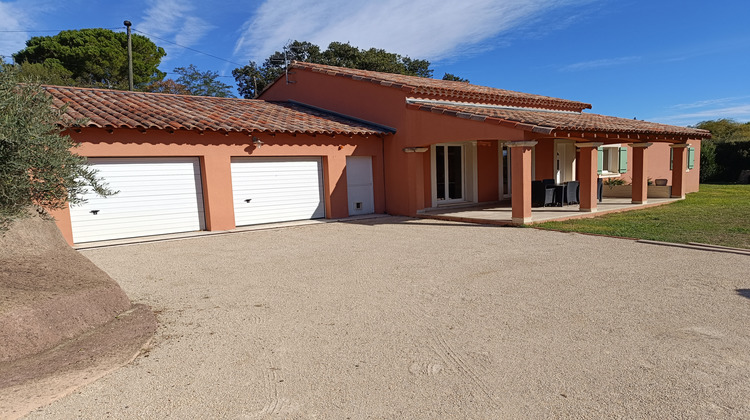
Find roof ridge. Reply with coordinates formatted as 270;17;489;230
289;61;592;112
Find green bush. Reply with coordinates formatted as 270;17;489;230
715;141;750;182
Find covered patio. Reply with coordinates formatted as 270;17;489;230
417;197;680;226
406;99;709;225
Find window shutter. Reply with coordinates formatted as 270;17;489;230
618;147;628;173
669;147;674;171
687;146;695;170
597;146;604;175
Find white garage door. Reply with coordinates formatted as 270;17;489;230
69;158;206;243
231;157;325;226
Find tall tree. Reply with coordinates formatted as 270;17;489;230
142;79;191;95
694;119;750;182
442;73;470;83
233;40;435;99
695;119;750;143
172;65;235;97
13;28;166;89
14;59;76;86
0;63;112;227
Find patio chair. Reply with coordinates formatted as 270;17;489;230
532;181;556;207
565;181;579;205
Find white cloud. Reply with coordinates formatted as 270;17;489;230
0;2;31;59
651;103;750;126
233;0;595;63
560;56;641;72
138;0;214;62
670;96;750;111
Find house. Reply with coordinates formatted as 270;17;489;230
46;63;709;245
46;86;391;245
260;62;709;223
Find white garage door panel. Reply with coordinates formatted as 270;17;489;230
70;158;205;243
232;157;325;226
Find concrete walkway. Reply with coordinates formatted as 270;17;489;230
26;217;750;419
419;197;679;225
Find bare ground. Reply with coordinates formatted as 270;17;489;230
0;213;156;419
19;217;750;419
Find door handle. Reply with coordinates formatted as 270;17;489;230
90;210;100;215
244;199;252;203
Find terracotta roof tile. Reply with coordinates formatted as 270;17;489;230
408;100;711;139
289;61;592;112
43;85;389;136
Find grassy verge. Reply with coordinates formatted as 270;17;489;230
535;184;750;249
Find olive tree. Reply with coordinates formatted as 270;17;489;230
0;63;111;227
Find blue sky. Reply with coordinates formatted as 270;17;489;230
1;0;748;127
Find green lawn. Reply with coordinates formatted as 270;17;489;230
535;184;750;249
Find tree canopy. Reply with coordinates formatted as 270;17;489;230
13;28;166;89
144;65;235;97
233;40;434;99
442;73;470;83
0;63;112;227
173;64;235;98
694;119;750;182
694;119;750;143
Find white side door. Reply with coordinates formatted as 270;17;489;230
346;156;374;215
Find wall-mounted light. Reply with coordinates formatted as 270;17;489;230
252;136;264;148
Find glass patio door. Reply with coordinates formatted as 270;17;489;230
501;145;511;198
435;144;463;202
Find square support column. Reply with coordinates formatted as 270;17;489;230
576;142;603;212
629;142;652;204
200;154;236;231
671;144;688;199
508;141;537;225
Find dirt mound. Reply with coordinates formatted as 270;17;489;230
0;210;157;418
0;211;134;362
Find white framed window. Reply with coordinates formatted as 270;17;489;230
598;145;628;176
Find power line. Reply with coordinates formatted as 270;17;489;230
0;27;124;33
132;28;246;67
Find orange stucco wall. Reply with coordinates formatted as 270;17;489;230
477;141;500;202
533;141;555;181
608;140;700;193
51;128;384;245
262;70;525;216
263;69;703;217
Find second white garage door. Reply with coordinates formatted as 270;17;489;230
231;157;325;226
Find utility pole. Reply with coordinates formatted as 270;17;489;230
124;20;133;91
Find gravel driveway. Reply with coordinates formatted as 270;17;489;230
26;217;750;419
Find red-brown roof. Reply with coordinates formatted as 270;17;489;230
407;100;711;140
43;85;390;136
289;61;592;112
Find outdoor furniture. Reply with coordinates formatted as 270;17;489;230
532;180;556;207
565;181;579;205
655;178;668;186
551;185;565;206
